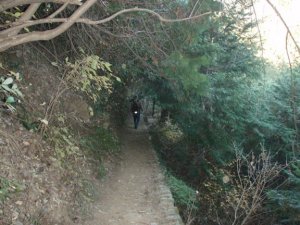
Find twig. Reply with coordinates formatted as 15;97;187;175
189;0;201;17
285;32;298;157
1;10;212;34
250;0;266;75
48;3;69;19
265;0;300;55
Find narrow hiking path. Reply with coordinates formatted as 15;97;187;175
84;118;182;225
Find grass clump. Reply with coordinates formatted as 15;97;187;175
167;173;198;210
0;176;23;202
81;127;120;160
166;174;199;223
81;127;120;179
97;163;107;179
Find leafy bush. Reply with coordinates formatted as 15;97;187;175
159;118;184;145
47;126;80;160
54;51;120;102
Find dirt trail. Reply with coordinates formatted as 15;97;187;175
84;118;169;225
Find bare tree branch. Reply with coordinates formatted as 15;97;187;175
189;0;201;17
122;39;158;74
232;147;282;225
47;3;69;18
285;32;298;157
0;6;211;52
18;3;41;21
7;3;41;37
95;26;132;38
250;0;266;75
0;0;81;12
141;18;168;57
2;7;211;30
0;3;68;37
0;0;97;52
265;0;300;55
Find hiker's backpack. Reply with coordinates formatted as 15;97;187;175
132;102;139;112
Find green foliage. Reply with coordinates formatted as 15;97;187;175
267;161;300;224
162;52;208;101
97;163;107;179
1;7;23;20
267;190;300;222
105;81;128;127
153;62;300;224
0;176;23;202
72;178;98;218
80;127;119;180
47;125;80;160
53;51;120;102
167;173;198;211
265;71;300;159
143;1;300;224
1;0;298;224
17;104;41;131
0;77;23;98
0;63;23;111
196;171;236;224
80;127;120;160
151;124;200;184
159;118;184;145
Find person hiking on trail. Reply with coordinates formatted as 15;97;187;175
131;98;142;129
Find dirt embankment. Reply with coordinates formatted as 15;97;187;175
0;114;83;225
0;49;104;225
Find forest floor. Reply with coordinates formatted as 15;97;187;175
84;118;169;225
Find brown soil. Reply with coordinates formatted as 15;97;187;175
1;49;173;225
0;113;82;225
85;119;167;225
0;49;108;225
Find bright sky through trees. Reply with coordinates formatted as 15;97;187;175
254;0;300;63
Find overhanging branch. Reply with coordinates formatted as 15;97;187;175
265;0;300;55
0;0;96;51
47;3;69;19
0;3;211;52
1;9;211;36
7;3;41;36
0;0;81;12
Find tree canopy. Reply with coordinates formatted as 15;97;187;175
1;0;299;224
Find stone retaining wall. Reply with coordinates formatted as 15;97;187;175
144;116;185;225
149;139;184;225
